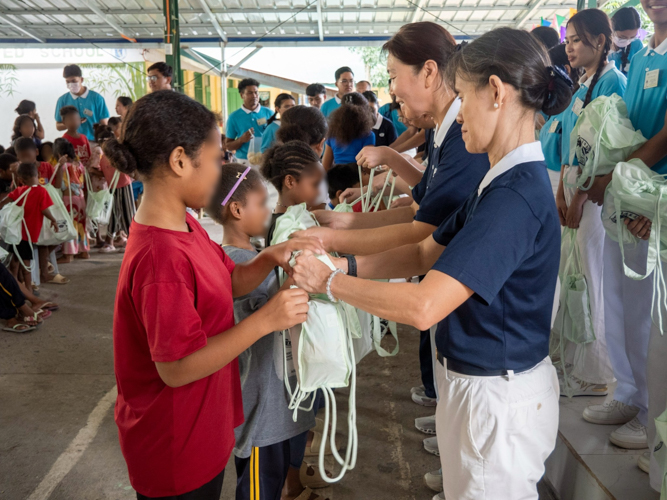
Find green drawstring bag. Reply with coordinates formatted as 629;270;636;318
655;406;667;499
602;159;667;333
0;187;30;245
38;166;77;246
570;94;647;190
551;228;596;396
552;227;596;345
84;169;119;226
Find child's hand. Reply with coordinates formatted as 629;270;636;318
259;288;309;333
291;227;334;252
50;220;59;232
267;236;325;275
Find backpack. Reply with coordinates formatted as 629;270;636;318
84;168;119;227
37;164;77;246
0;187;33;271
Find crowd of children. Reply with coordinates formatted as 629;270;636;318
3;6;667;499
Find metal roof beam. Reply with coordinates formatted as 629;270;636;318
0;5;570;16
83;0;136;41
183;47;222;75
226;46;262;77
515;0;550;27
315;0;324;42
196;0;227;42
410;0;427;23
0;14;45;43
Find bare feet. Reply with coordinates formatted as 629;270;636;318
75;252;90;259
57;255;73;264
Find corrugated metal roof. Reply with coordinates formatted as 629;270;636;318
0;0;574;46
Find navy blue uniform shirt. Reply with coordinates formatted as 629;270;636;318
411;99;489;227
372;114;398;147
430;142;560;373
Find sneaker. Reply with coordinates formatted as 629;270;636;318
424;468;443;492
609;417;648;449
411;385;425;395
560;376;608;397
423;436;439;456
99;244;116;253
415;415;436;435
582;400;639;425
412;387;437;407
638;451;651;473
432;492;445;500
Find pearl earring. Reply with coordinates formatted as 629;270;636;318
493;103;499;109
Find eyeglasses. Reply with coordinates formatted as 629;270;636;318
339;79;354;85
147;75;159;82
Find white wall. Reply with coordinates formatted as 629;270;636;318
0;48;146;149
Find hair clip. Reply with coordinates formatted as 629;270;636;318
547;65;573;90
456;41;469;52
222;166;252;206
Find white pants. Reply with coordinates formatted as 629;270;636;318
547;168;560;197
647;311;667;492
603;234;653;425
435;357;559;500
560;166;614;384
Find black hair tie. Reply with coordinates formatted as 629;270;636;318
544;65;573;110
456;41;468;52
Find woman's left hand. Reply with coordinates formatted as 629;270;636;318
292;251;333;294
267;237;325;276
625;215;652;240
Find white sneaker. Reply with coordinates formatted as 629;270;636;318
638;451;651;473
432;492;445;500
610;417;648;449
411;385;425;395
412;387;437;407
415;415;436;435
424;468;443;492
423;436;439;456
560;376;608;397
582;399;639;425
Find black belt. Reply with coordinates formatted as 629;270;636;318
436;350;536;377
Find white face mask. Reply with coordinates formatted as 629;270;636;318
613;35;636;48
67;82;82;94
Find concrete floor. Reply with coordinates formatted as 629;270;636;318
0;219;555;500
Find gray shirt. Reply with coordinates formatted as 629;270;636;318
225;246;315;458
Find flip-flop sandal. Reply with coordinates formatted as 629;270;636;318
300;461;333;489
304;430;335;457
45;274;70;285
34;309;52;320
3;323;36;333
39;302;59;312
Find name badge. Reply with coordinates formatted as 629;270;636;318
83;108;93;117
549;119;559;133
645;69;660;90
572;98;584;116
256;118;267;126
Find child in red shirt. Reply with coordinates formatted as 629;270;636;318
107;91;321;499
60;105;92;166
14;137;61;187
0;163;57;293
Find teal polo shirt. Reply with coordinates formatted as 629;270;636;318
225;105;273;159
610;38;644;75
320;96;341;118
625;36;667;174
379;104;408;136
54;88;110;141
539;112;564;172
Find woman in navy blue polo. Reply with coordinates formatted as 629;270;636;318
293;27;573;500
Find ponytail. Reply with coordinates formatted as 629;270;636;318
267;93;295;126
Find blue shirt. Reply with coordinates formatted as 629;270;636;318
379;104;408;136
226;105;273;159
560;63;627;166
320;96;341;118
625;37;667;174
609;38;644;75
411;99;489;227
431;143;560;373
326;133;375;165
260;120;280;153
539;112;564;171
54;89;110;141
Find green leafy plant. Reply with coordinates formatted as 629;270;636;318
79;62;147;101
348;46;388;89
0;64;19;97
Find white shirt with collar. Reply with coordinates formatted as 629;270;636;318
241;104;261;114
433;98;462;150
647;34;667;56
579;61;615;88
372;113;384;131
71;88;90;100
478;141;545;195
